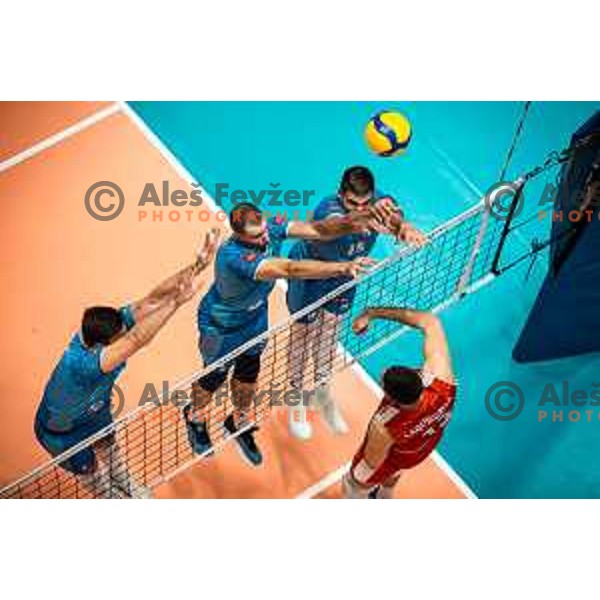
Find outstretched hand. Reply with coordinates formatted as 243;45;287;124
366;197;428;248
399;222;428;247
345;256;377;279
371;196;400;229
176;229;221;305
194;228;221;274
352;310;371;335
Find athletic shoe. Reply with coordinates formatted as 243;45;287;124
183;406;214;456
316;387;349;435
368;486;380;499
223;415;262;467
288;406;313;440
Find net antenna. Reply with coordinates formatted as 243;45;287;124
490;124;600;275
456;101;532;294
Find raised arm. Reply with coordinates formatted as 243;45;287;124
100;298;180;373
131;229;220;321
255;256;375;281
286;212;375;241
371;196;427;247
353;307;453;382
100;230;219;373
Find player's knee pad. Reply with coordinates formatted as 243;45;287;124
59;446;97;476
233;352;261;384
196;367;228;394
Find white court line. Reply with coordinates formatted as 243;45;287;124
0;103;121;174
118;101;223;217
296;463;351;499
426;139;485;201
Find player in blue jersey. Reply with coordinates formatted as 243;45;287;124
34;230;219;498
185;202;383;466
286;166;427;440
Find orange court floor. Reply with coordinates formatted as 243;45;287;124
0;101;468;499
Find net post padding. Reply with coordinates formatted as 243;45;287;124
0;198;501;499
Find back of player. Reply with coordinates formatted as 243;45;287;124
343;306;456;499
351;372;456;491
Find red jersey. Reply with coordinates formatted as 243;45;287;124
351;375;457;486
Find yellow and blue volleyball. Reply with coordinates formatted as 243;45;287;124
365;110;412;157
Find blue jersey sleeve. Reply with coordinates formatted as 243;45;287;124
72;340;104;383
267;215;289;242
119;304;136;331
314;195;346;221
222;245;266;281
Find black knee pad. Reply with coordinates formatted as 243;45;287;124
233;352;261;384
196;367;228;394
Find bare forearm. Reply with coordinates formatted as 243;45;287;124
311;214;368;240
287;259;348;280
365;306;435;330
148;263;197;301
257;258;349;281
101;299;180;372
129;299;179;349
134;260;201;321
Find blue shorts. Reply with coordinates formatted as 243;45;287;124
198;307;268;369
196;308;269;393
286;243;356;324
34;416;113;476
286;277;356;324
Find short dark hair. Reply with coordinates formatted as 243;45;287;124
82;306;123;346
339;166;375;197
383;366;423;405
229;202;263;234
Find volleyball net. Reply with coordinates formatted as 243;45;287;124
0;197;505;499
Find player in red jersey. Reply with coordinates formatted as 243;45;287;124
342;306;456;499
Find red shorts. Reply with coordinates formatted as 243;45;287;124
350;440;437;487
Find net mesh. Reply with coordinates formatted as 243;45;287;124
1;200;503;499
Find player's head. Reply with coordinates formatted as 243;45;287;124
82;306;126;347
339;166;375;212
230;202;269;250
382;366;424;406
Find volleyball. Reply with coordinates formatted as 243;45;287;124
365;110;412;157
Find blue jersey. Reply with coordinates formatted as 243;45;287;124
198;216;288;332
290;193;383;263
286;192;385;322
35;305;135;433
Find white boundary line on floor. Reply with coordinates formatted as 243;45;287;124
118;101;223;217
295;463;351;499
0;103;121;174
